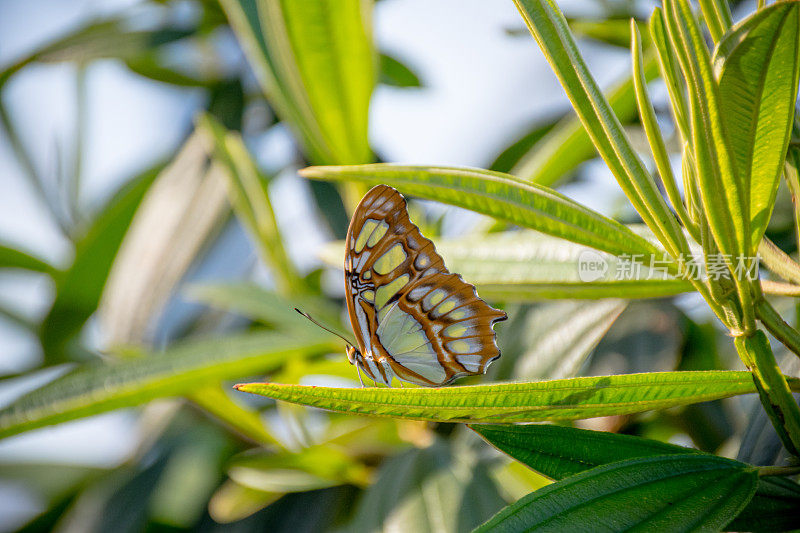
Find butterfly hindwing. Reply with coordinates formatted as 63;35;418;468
344;185;506;386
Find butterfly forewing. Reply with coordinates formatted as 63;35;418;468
344;185;506;386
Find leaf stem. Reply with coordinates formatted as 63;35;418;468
758;465;800;477
756;298;800;359
734;330;800;456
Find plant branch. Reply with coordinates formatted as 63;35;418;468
734;330;800;456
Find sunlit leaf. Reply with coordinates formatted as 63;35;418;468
715;0;800;251
219;0;374;165
235;371;800;424
198;114;306;296
300;164;664;260
513;0;689;261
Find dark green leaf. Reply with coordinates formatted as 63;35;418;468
475;454;757;532
470;424;699;480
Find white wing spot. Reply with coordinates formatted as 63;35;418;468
415;254;430;269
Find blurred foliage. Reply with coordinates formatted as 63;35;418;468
0;0;799;531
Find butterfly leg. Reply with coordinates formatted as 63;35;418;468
355;364;365;388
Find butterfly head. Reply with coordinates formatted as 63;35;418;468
345;344;361;365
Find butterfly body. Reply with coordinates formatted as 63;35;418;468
344;185;506;387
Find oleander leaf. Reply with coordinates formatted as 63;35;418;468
234;371;800;424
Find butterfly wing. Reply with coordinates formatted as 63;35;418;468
344;184;507;386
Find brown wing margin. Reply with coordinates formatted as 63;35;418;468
345;184;507;386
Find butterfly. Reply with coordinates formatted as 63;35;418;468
340;184;506;387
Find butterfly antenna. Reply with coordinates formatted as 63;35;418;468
294;308;354;347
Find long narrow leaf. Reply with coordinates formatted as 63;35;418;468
0;244;57;275
199;115;306;296
715;0;800;251
665;0;747;260
300;164;663;260
234;371;800;424
0;330;337;439
649;8;689;141
513;0;689;261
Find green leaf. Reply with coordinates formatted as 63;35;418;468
715;0;800;251
632;22;696;241
470;424;700;480
234;371;800;424
664;0;748;259
39;163;162;361
345;440;506;533
300;164;663;260
0;244;57;274
317;230;695;301
471;424;800;532
378;52;422;88
512;0;689;261
474;454;757;532
727;477;800;533
219;0;374;164
0;330;337;439
649;7;689;141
